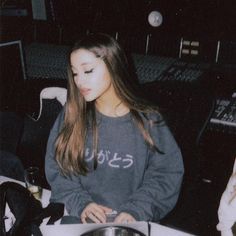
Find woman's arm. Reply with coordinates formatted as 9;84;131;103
118;122;184;222
45;109;93;218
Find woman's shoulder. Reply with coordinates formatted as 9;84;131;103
139;110;164;124
57;106;65;121
51;106;65;131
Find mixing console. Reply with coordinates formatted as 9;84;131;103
156;61;210;83
132;54;210;84
24;43;209;85
209;94;236;133
132;53;177;83
24;43;69;79
23;43;236;135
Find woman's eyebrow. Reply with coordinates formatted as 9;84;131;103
81;62;90;65
70;62;93;67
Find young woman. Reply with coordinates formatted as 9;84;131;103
217;157;236;236
45;33;184;224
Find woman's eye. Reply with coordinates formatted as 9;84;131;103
84;69;93;74
72;72;77;77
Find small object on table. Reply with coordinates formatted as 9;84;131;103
24;167;42;201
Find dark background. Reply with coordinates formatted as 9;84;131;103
1;0;236;43
1;1;236;235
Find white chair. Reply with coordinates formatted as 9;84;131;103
31;87;67;121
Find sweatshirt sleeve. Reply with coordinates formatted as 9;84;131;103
45;109;93;218
118;120;184;222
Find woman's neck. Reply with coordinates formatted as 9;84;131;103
95;98;130;117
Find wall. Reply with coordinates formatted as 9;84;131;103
1;0;236;44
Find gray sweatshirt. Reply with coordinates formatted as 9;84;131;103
45;108;184;222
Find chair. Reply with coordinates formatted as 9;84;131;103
0;111;24;154
0;112;25;181
17;86;67;188
30;87;67;121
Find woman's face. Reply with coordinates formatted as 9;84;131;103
70;49;115;102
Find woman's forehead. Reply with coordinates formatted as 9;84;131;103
70;49;101;66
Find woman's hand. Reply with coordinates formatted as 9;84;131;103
114;212;136;223
81;203;112;223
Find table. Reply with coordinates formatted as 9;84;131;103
40;222;196;236
0;175;196;236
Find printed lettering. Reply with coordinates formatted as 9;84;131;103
123;154;133;168
108;153;121;168
84;148;134;168
97;150;106;164
85;148;94;161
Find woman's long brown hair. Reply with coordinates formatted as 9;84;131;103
55;33;161;176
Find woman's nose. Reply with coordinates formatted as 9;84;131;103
74;75;85;87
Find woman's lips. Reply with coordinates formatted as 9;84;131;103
80;88;91;96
